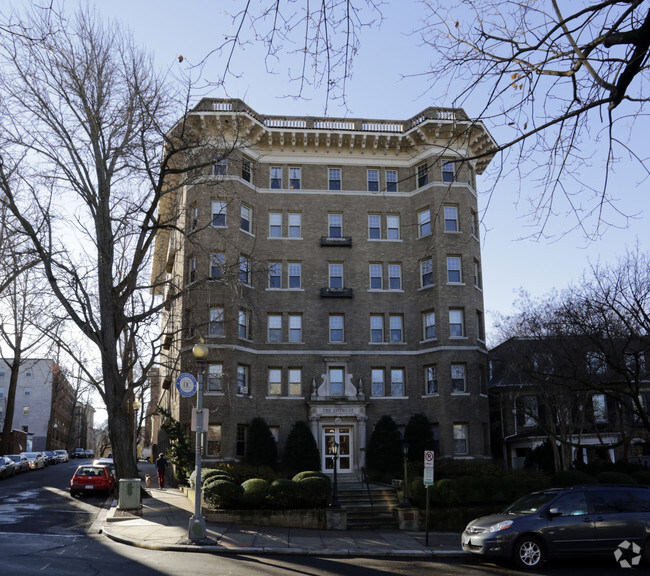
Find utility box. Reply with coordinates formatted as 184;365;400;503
118;478;141;510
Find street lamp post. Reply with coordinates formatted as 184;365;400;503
188;340;208;541
401;441;409;507
133;399;141;462
53;423;58;450
330;441;340;508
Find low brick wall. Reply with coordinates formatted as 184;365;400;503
204;508;328;529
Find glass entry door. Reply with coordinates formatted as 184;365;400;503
323;427;352;473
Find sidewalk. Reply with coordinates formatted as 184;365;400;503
100;463;464;558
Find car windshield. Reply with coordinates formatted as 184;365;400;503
503;491;558;514
22;453;37;457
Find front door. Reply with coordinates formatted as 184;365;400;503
323;427;352;474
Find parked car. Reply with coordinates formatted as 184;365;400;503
54;450;69;463
70;464;116;497
0;456;16;479
462;484;650;569
92;457;115;472
84;449;94;458
43;450;58;465
4;454;29;473
20;451;46;470
71;448;85;459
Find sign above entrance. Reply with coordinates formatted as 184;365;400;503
176;373;198;397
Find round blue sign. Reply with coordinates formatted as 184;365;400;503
176;373;198;397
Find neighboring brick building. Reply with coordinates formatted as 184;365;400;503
152;99;496;478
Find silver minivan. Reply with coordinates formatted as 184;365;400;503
462;485;650;569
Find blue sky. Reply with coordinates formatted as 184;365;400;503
85;0;649;339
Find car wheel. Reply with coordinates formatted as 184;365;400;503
643;538;650;566
513;535;545;569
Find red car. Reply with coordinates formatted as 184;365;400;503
70;464;116;497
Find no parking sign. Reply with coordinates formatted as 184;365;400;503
423;450;434;486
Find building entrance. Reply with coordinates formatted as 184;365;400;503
323;426;352;474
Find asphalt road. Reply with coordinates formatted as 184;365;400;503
0;462;638;575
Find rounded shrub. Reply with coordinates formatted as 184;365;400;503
408;477;426;508
292;471;329;482
266;479;300;509
550;470;598;487
456;476;487;504
595;471;637;485
241;478;270;508
435;478;460;506
203;479;243;509
202;469;235;485
296;475;330;507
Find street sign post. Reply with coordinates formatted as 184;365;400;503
423;450;435;545
176;373;198;397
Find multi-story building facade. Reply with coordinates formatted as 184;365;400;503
152;99;496;478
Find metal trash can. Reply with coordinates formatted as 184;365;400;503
118;478;141;509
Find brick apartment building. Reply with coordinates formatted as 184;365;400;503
152;99;496;479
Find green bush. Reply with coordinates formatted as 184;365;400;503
203;479;243;508
213;463;279;484
296;475;330;507
550;470;598;487
631;470;650;485
595;471;637;484
435;478;461;505
266;479;300;509
283;421;321;475
456;476;487;504
408;477;427;508
241;478;270;508
202;469;235;485
292;471;329;482
366;415;402;477
246;417;278;469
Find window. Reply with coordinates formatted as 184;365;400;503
329;367;344;396
268;314;282;342
418;209;431;236
520;395;538;427
239;255;251;284
586;351;607;375
388;264;402;290
471;210;479;238
187;256;196;284
269;262;281;288
417;163;429;187
592;394;608;423
24;388;31;396
476;310;485;341
288;262;302;288
236;425;247;457
289;167;301;189
288;368;302;396
207;363;223;392
391;368;405;396
371;368;384;396
442;160;454;183
212;200;227;227
240;204;252;233
329;168;341;190
270;166;282;189
268;368;282;395
329;315;344;343
185;308;194;338
189;203;198;231
368;214;381;239
241;157;252;182
425;365;438;394
210;252;225;279
237;365;249;394
289;314;302;342
238;309;250;339
421;258;433;287
23;406;29;415
370;315;384;343
387;215;400;239
423;311;436;340
389;315;403;343
209;307;224;336
473;259;482;289
213;156;227;176
269;212;282;237
449;309;465;337
386;169;397;192
328;213;342;238
288;212;301;237
0;387;3;398
207;425;222;456
453;423;468;455
451;364;466;393
447;256;462;283
444;205;459;232
367;169;379;192
369;263;382;290
329;263;343;289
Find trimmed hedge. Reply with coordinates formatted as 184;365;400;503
266;479;300;509
203;479;243;508
241;478;270;507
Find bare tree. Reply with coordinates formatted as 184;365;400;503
418;0;650;238
0;6;207;478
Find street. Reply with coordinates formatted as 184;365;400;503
0;462;638;575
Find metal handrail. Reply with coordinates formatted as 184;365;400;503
361;467;374;518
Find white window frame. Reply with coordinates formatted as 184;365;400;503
289;167;301;189
388;264;402;290
371;368;385;396
288;212;302;237
369;263;382;290
210;252;225;279
386;169;398;192
367;169;379;192
449;309;465;338
212;200;227;227
425;365;438;394
328;168;342;190
389;315;403;343
268;261;282;288
368;214;381;239
240;203;252;233
418;209;431;236
329;263;344;289
207;363;223;393
421;258;434;287
288;262;302;289
288;314;302;342
239;255;251;285
238;309;250;339
390;368;405;396
451;364;466;393
329;315;344;343
288;368;302;396
453;423;469;455
442;160;455;183
328;213;343;238
269;212;282;237
444;205;459;232
209;306;224;337
386;215;400;239
417;163;429;187
237;365;249;394
423;311;436;340
370;315;384;343
270;166;282;189
268;314;283;343
268;368;282;396
447;256;462;284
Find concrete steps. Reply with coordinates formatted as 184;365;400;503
336;484;400;529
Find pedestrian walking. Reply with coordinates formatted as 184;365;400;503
156;452;168;489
